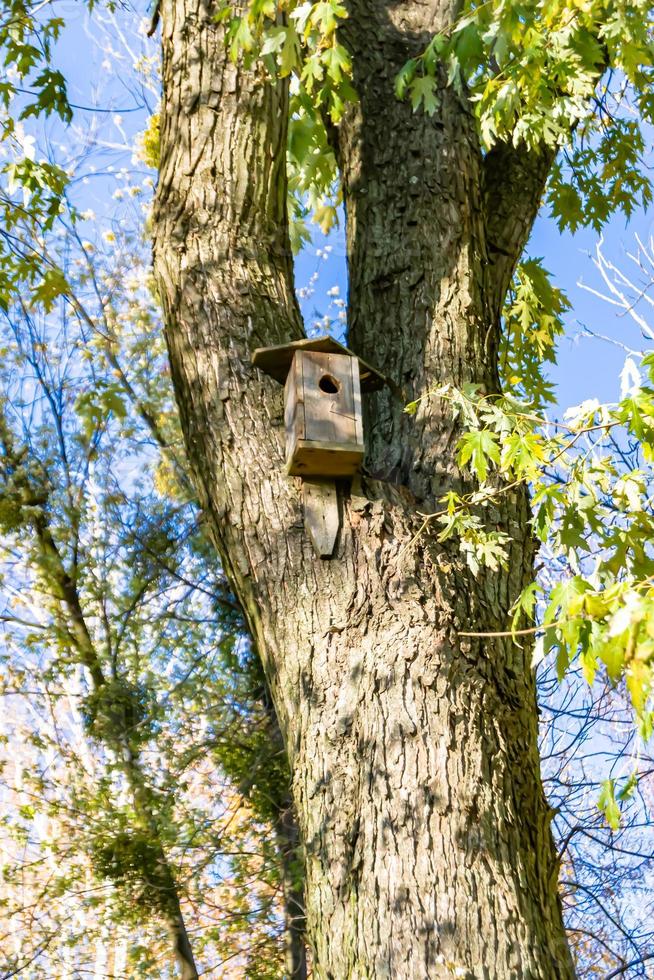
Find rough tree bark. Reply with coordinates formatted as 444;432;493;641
152;1;576;976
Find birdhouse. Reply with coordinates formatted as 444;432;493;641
252;336;384;478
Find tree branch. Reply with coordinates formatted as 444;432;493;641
605;953;654;979
483;141;557;315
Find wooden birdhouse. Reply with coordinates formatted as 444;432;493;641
252;336;384;478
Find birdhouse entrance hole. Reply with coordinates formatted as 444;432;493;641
319;374;340;394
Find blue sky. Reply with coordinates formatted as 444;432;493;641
51;0;654;416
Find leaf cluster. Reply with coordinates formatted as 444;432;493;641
0;2;74;313
422;364;654;745
398;0;654;232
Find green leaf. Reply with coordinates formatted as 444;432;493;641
322;43;350;83
544;577;591;624
617;772;638;802
31;267;69;312
598;779;621;831
409;75;439;115
313;202;338;234
395;59;418;100
511;581;540;632
627;659;651;715
457;429;500;482
285;30;303;76
259;26;286;57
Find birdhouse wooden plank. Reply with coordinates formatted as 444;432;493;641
302;478;341;557
285;350;362;476
253;336;384;480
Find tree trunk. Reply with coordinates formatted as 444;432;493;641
257;679;308;977
152;1;576;976
120;751;199;979
275;801;308;980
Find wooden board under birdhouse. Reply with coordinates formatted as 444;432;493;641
284;350;364;477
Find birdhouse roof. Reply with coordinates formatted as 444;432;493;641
251;336;386;392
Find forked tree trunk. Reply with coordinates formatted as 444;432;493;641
153;1;575;976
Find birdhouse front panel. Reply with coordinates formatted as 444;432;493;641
284;350;364;477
